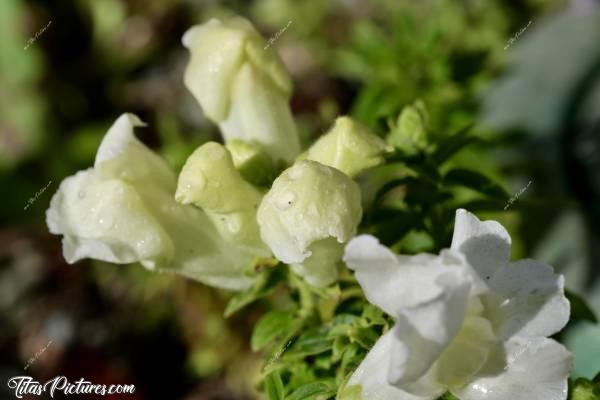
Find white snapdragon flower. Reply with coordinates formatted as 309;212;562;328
182;17;300;162
46;113;258;291
257;160;362;287
342;209;571;400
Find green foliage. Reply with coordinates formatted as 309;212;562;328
569;377;600;400
224;263;286;317
264;371;285;400
566;290;599;325
252;310;297;352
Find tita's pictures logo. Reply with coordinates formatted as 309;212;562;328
7;376;135;398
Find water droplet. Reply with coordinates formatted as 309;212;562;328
227;217;240;234
276;191;296;210
98;216;114;229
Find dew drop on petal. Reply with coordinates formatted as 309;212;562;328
227;217;241;234
276;191;296;210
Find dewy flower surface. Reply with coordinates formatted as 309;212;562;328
46;113;258;291
175;141;269;256
257;160;362;287
182;17;300;162
342;209;571;400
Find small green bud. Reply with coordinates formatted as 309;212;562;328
387;101;429;153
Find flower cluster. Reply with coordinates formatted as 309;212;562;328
47;17;388;290
46;15;574;400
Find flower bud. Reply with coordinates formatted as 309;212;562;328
306;116;391;177
387;101;429;153
257;160;362;286
182;17;300;162
46;114;258;291
176;142;268;255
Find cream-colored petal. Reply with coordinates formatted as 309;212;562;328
435;316;497;388
257;160;362;264
219;63;299;162
182;19;247;121
175;142;268;255
47;114;256;290
452;337;571;400
306;116;390;177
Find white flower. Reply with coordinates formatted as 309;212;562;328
46;113;258;291
182;17;300;162
342;209;571;400
257;160;362;287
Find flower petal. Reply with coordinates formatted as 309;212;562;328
435;316;497;389
218;62;300;162
348;330;441;400
452;337;571;400
343;235;468;316
47;114;256;290
486;258;570;340
451;209;511;283
388;268;471;387
182;17;300;162
182;19;247;121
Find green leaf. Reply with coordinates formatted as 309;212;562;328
369;210;419;247
569;377;600;400
283;327;334;360
566;290;598;324
338;384;363;400
443;168;508;199
286;381;337;400
340;343;364;376
264;371;285;400
361;304;387;326
251;310;296;351
433;124;478;164
224;265;285;317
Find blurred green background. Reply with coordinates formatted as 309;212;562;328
1;0;600;398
